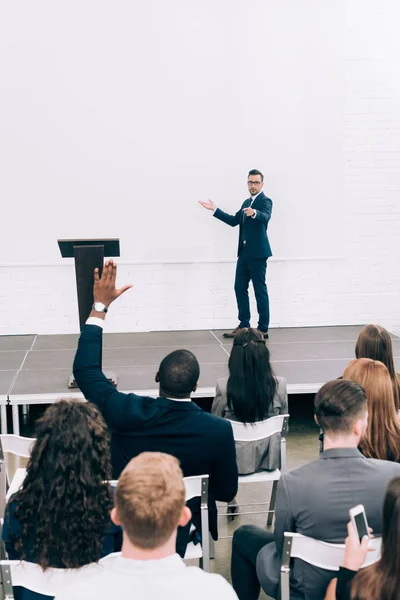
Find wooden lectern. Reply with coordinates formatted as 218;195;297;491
58;238;120;389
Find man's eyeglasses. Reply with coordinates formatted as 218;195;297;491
247;181;262;186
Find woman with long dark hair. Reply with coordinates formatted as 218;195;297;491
343;358;400;462
355;324;400;412
212;328;287;474
2;399;119;597
325;477;400;600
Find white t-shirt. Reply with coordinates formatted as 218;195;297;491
54;553;238;600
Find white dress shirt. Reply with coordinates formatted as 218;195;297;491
54;553;238;600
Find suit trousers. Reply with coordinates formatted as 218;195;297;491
234;247;270;331
231;525;274;600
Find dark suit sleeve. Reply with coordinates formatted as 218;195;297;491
213;205;244;227
254;197;272;227
73;324;143;431
209;419;238;502
273;475;295;555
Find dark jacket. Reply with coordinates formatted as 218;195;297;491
213;191;272;258
73;324;238;547
256;448;400;600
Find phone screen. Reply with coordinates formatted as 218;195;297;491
354;511;369;541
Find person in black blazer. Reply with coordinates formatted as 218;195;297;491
72;260;238;556
199;169;272;338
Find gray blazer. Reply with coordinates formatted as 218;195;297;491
211;376;288;474
256;448;400;600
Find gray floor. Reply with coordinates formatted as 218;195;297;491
1;326;399;401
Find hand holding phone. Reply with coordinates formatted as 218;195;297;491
344;519;370;571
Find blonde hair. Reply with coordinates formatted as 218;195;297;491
343;358;400;461
115;452;185;549
355;324;400;411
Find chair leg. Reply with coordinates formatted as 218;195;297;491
267;480;278;527
209;533;215;559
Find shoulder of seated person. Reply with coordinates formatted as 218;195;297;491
366;457;400;470
216;376;228;388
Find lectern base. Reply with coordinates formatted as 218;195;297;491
68;371;118;389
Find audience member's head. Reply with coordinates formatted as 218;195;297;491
13;399;112;569
314;379;368;445
112;452;190;555
343;358;400;461
355;324;400;411
349;477;400;600
227;328;277;423
156;350;200;399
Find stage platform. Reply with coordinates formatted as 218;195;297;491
1;325;399;435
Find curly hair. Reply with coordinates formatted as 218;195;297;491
11;399;112;569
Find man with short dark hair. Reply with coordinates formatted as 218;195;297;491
55;453;238;600
199;169;272;338
73;261;238;556
230;379;400;600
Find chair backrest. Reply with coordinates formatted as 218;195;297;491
0;435;35;460
184;474;209;504
183;475;210;571
228;414;289;442
109;475;210;572
0;436;35;521
0;559;103;598
280;532;382;600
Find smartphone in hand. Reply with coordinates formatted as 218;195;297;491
349;504;370;542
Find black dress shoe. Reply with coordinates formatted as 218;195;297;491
223;327;242;338
257;329;269;339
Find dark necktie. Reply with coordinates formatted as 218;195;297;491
240;199;252;244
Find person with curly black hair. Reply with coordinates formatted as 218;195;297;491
2;399;121;599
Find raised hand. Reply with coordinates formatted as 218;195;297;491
198;198;216;211
93;260;133;307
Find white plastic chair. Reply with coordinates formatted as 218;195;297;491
183;474;210;572
0;435;34;483
0;436;35;520
0;558;105;598
227;414;289;526
280;532;382;600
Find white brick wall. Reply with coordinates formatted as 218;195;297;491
1;0;400;337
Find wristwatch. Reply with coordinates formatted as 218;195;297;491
92;302;108;313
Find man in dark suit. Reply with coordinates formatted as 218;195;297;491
73;260;238;556
230;379;400;600
199;169;272;338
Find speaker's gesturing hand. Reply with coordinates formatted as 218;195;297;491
198;198;216;211
93;260;133;308
243;207;255;217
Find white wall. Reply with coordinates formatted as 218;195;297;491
1;0;400;336
0;0;343;264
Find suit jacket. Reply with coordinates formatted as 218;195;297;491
256;448;400;600
213;191;272;258
73;324;238;544
211;376;288;474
